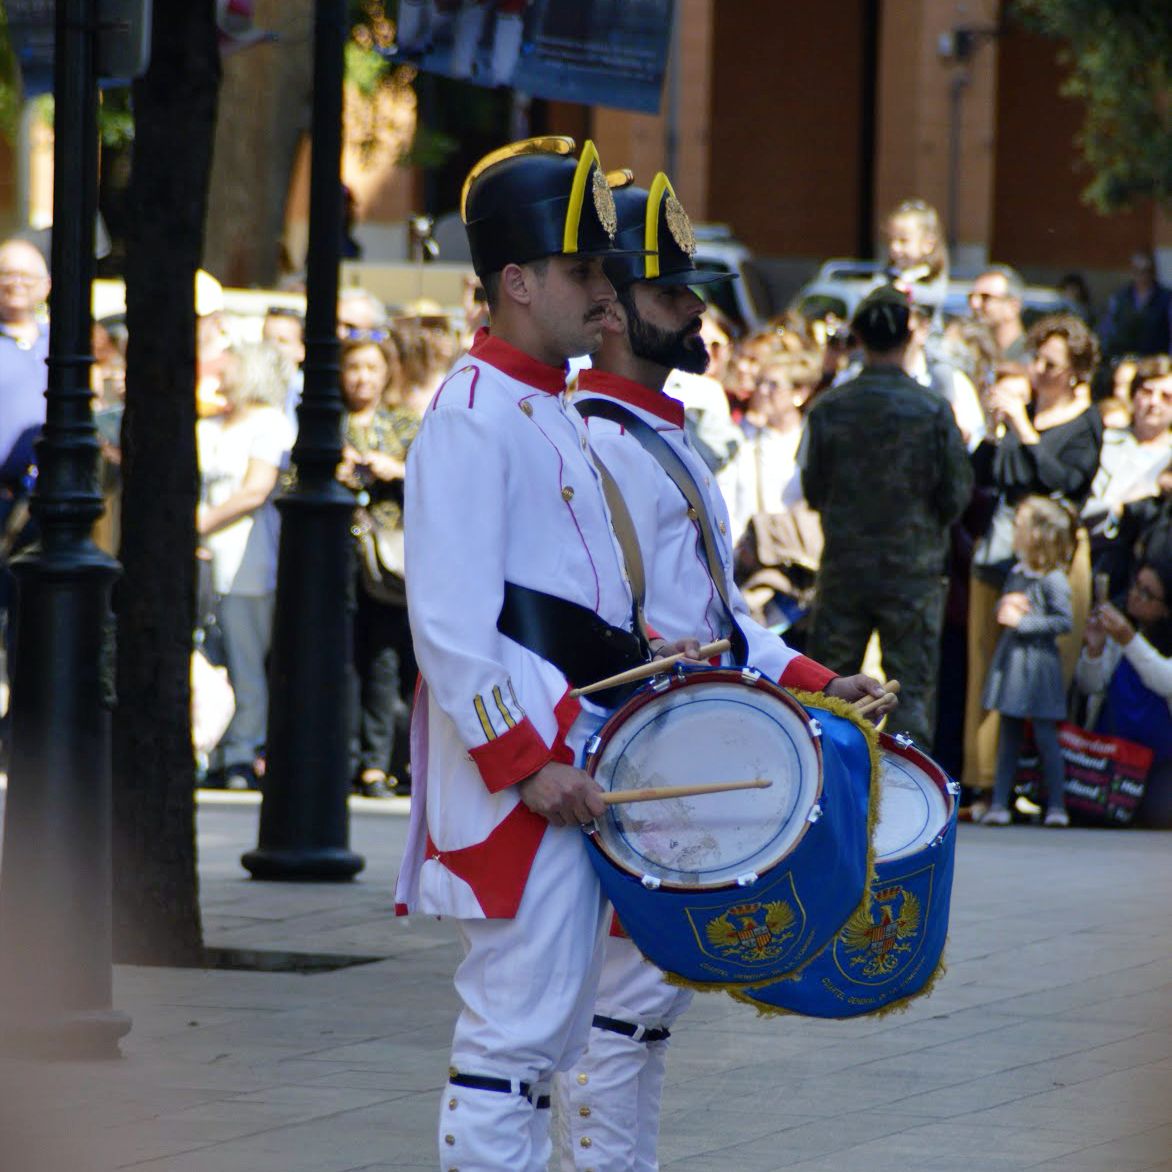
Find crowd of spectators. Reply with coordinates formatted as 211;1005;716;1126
2;219;1171;826
675;210;1172;828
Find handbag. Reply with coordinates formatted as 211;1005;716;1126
734;504;823;594
1014;720;1153;826
352;505;407;607
191;648;235;757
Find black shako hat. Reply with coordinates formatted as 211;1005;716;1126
602;171;735;290
461;136;637;278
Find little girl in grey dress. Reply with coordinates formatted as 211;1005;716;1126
980;496;1079;826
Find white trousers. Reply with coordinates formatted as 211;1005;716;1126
552;934;694;1171
440;826;609;1172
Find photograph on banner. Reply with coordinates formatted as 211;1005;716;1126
393;0;675;114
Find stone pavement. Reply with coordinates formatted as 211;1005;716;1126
0;790;1169;1172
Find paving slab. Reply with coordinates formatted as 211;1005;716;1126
0;790;1168;1171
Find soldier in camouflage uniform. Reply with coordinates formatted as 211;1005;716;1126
801;285;973;748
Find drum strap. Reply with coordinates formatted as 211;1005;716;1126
577;397;748;665
592;452;651;645
592;1013;671;1043
497;581;651;708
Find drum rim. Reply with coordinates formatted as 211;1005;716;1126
585;668;826;891
874;732;955;862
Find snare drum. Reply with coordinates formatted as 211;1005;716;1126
741;729;958;1017
583;669;877;989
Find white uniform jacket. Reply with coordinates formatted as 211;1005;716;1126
576;368;835;694
396;332;636;920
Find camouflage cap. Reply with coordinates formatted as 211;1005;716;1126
851;283;911;350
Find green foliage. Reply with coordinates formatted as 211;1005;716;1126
400;124;459;169
344;39;391;98
1014;0;1172;212
0;3;404;148
99;88;136;147
0;7;21;142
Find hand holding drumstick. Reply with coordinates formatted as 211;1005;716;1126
852;679;901;721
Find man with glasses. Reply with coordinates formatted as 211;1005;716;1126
0;238;50;544
969;264;1028;363
0;237;51;755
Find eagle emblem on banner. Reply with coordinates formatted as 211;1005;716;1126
703;900;796;963
839;884;921;979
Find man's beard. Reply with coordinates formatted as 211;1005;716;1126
627;307;709;375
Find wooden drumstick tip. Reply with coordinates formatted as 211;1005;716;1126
569;638;732;699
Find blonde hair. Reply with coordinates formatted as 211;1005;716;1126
885;198;949;283
223;342;293;410
766;349;823;392
1014;495;1078;574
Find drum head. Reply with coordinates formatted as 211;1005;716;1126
589;674;822;889
874;739;952;862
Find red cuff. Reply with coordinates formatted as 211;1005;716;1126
549;689;582;765
469;717;553;793
779;654;838;693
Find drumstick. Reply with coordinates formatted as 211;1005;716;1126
854;680;901;718
569;639;732;698
599;779;772;805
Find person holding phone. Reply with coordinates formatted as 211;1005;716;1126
1077;557;1172;828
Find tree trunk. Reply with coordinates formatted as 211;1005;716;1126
111;0;221;966
203;0;314;286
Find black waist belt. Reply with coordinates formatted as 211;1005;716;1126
592;1013;671;1043
448;1071;550;1108
498;581;650;709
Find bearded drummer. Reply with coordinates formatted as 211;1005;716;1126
554;173;893;1169
395;138;709;1170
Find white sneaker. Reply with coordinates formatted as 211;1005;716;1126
980;805;1011;826
1043;809;1070;828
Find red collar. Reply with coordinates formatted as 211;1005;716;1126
470;329;568;395
577;368;685;428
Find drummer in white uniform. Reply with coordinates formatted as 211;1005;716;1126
397;139;687;1171
555;173;894;1170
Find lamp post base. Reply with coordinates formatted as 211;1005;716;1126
241;845;365;882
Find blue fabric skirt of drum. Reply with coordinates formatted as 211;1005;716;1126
586;701;876;989
742;733;958;1017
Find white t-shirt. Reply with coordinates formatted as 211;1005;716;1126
1081;428;1172;538
197;406;294;596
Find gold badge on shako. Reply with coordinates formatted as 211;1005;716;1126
665;193;696;257
592;167;618;239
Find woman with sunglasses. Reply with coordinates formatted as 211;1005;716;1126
1077;559;1172;827
337;333;419;798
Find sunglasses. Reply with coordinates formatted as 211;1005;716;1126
340;326;391;343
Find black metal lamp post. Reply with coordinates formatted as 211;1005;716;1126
242;0;364;881
0;0;131;1057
